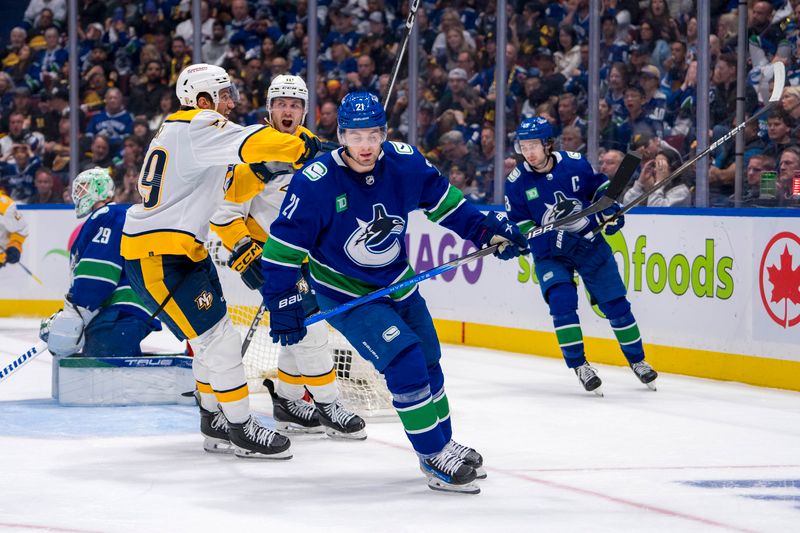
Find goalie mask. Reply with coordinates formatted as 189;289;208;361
267;75;309;127
175;63;239;108
72;167;115;218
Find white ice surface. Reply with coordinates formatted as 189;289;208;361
1;318;799;533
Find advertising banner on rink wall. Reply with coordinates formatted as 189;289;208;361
2;207;798;389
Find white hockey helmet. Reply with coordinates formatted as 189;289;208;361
72;167;115;218
175;63;239;108
267;74;309;124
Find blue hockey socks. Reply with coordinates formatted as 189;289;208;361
599;297;645;364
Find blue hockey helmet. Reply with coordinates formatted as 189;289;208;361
337;91;386;129
514;116;554;154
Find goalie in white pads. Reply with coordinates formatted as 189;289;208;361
121;64;321;459
210;75;365;440
42;168;161;358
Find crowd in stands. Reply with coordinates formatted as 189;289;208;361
1;0;799;208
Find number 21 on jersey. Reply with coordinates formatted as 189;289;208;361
139;148;169;209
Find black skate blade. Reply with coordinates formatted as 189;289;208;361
427;478;481;495
233;447;293;460
275;421;326;435
324;427;367;441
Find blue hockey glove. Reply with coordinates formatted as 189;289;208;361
5;245;21;264
596;203;625;235
297;132;321;165
266;288;307;346
475;212;530;260
228;239;263;291
528;231;556;260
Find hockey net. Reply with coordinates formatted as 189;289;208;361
206;238;395;418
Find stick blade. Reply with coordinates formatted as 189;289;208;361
605;152;641;200
769;61;786;102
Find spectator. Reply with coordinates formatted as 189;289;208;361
613;85;659;150
763;109;794;160
167;36;192;86
605;62;629;121
129;61;166;119
148;91;178;131
554;25;581;80
175;0;215;45
112;165;142;204
557;93;586;135
0;144;41;203
30;166;62;204
436;129;479;189
448;163;484;204
740;154;776;206
639;65;667;123
80;134;113;172
316;101;338;141
748;1;783;56
776;145;800;207
34;27;68;90
24;0;67;27
560;125;585;153
638;19;670;72
203;20;229;66
623;151;691;207
599;149;625;178
436;68;483;125
1;110;45;160
85;88;134;150
346;55;380;97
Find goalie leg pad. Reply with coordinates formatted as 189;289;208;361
82;308;159;358
192;315;250;423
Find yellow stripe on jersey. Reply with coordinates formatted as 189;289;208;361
246;215;267;244
214;383;249;403
238;126;307;168
164;109;203;122
121;229;208;262
223;164;264;203
138;255;198;338
196;380;213;394
7;232;26;246
277;368;335;387
0;193;12;215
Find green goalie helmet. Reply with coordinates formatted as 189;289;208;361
72;167;115;218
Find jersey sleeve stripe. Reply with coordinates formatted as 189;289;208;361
267;234;308;254
74;260;122;282
592;180;611;202
263;236;307;266
262;256;303;269
425;185;467;223
73;274;118;285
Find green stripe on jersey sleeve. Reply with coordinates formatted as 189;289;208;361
263;236;307;267
74;259;122;283
309;258;417;300
425;185;466;223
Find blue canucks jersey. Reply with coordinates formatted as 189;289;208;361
504;151;609;237
261;142;487;303
70;203;157;324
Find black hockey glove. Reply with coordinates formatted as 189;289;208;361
228;239;263;291
265;288;307;346
474;212;530;260
250;163;289;184
5;245;21;264
296;132;322;165
596;203;625;235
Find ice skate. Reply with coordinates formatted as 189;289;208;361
630;360;658;390
227;415;293;459
574;362;603;396
420;448;480;494
445;440;486;479
315;400;367;440
263;379;324;434
199;406;233;454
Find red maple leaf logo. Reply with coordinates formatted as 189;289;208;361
766;245;800;328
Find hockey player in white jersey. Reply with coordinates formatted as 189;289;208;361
121;64;321;459
0;185;28;272
210;75;366;440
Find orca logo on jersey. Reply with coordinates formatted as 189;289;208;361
541;191;589;232
344;204;405;268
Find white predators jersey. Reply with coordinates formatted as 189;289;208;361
0;192;28;257
121;108;308;261
210;125;314;249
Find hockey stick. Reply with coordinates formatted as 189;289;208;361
241;302;265;357
383;0;420;109
0;246;42;284
0;340;48;384
588;61;786;238
304;153;639;326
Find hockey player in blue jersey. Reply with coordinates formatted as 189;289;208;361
43;168;160;357
261;92;530;494
505;116;658;395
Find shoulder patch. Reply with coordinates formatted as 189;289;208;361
90;206;110;220
302;161;328;181
507;167;521;183
388;141;414;155
566;151;582;160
